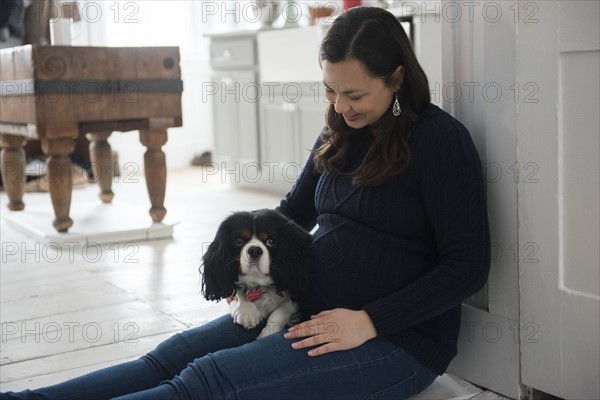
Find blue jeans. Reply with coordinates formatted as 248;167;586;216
1;315;437;400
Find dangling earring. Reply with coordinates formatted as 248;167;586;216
393;92;401;117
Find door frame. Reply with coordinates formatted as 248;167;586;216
440;1;524;398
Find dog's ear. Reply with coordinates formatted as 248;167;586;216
270;218;313;302
200;225;239;301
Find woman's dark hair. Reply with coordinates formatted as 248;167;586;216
314;7;430;186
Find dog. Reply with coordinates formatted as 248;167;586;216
201;209;312;339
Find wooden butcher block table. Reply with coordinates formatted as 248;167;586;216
0;45;183;232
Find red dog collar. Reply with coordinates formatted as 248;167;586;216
246;289;263;302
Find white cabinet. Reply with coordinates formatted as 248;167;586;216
256;26;329;193
261;87;327;163
260;84;327;189
207;32;260;175
210;70;259;167
207;27;328;194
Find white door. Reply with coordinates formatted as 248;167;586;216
517;1;600;399
437;1;599;398
439;1;523;397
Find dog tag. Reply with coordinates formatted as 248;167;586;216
246;289;263;302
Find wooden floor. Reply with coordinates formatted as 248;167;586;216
0;168;510;399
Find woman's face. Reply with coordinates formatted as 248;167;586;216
322;58;400;131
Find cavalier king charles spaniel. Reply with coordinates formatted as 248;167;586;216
201;209;312;339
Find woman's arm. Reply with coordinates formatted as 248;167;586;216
363;116;491;337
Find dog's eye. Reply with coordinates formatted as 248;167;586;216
265;239;276;247
234;238;245;246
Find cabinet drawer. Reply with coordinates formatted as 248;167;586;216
210;38;255;69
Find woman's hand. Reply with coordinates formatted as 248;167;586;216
284;308;377;356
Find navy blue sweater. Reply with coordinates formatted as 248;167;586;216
277;104;491;375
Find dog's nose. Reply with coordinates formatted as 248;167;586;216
247;246;263;260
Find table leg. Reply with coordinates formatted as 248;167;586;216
0;134;27;211
41;138;75;232
140;129;168;222
86;131;115;203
